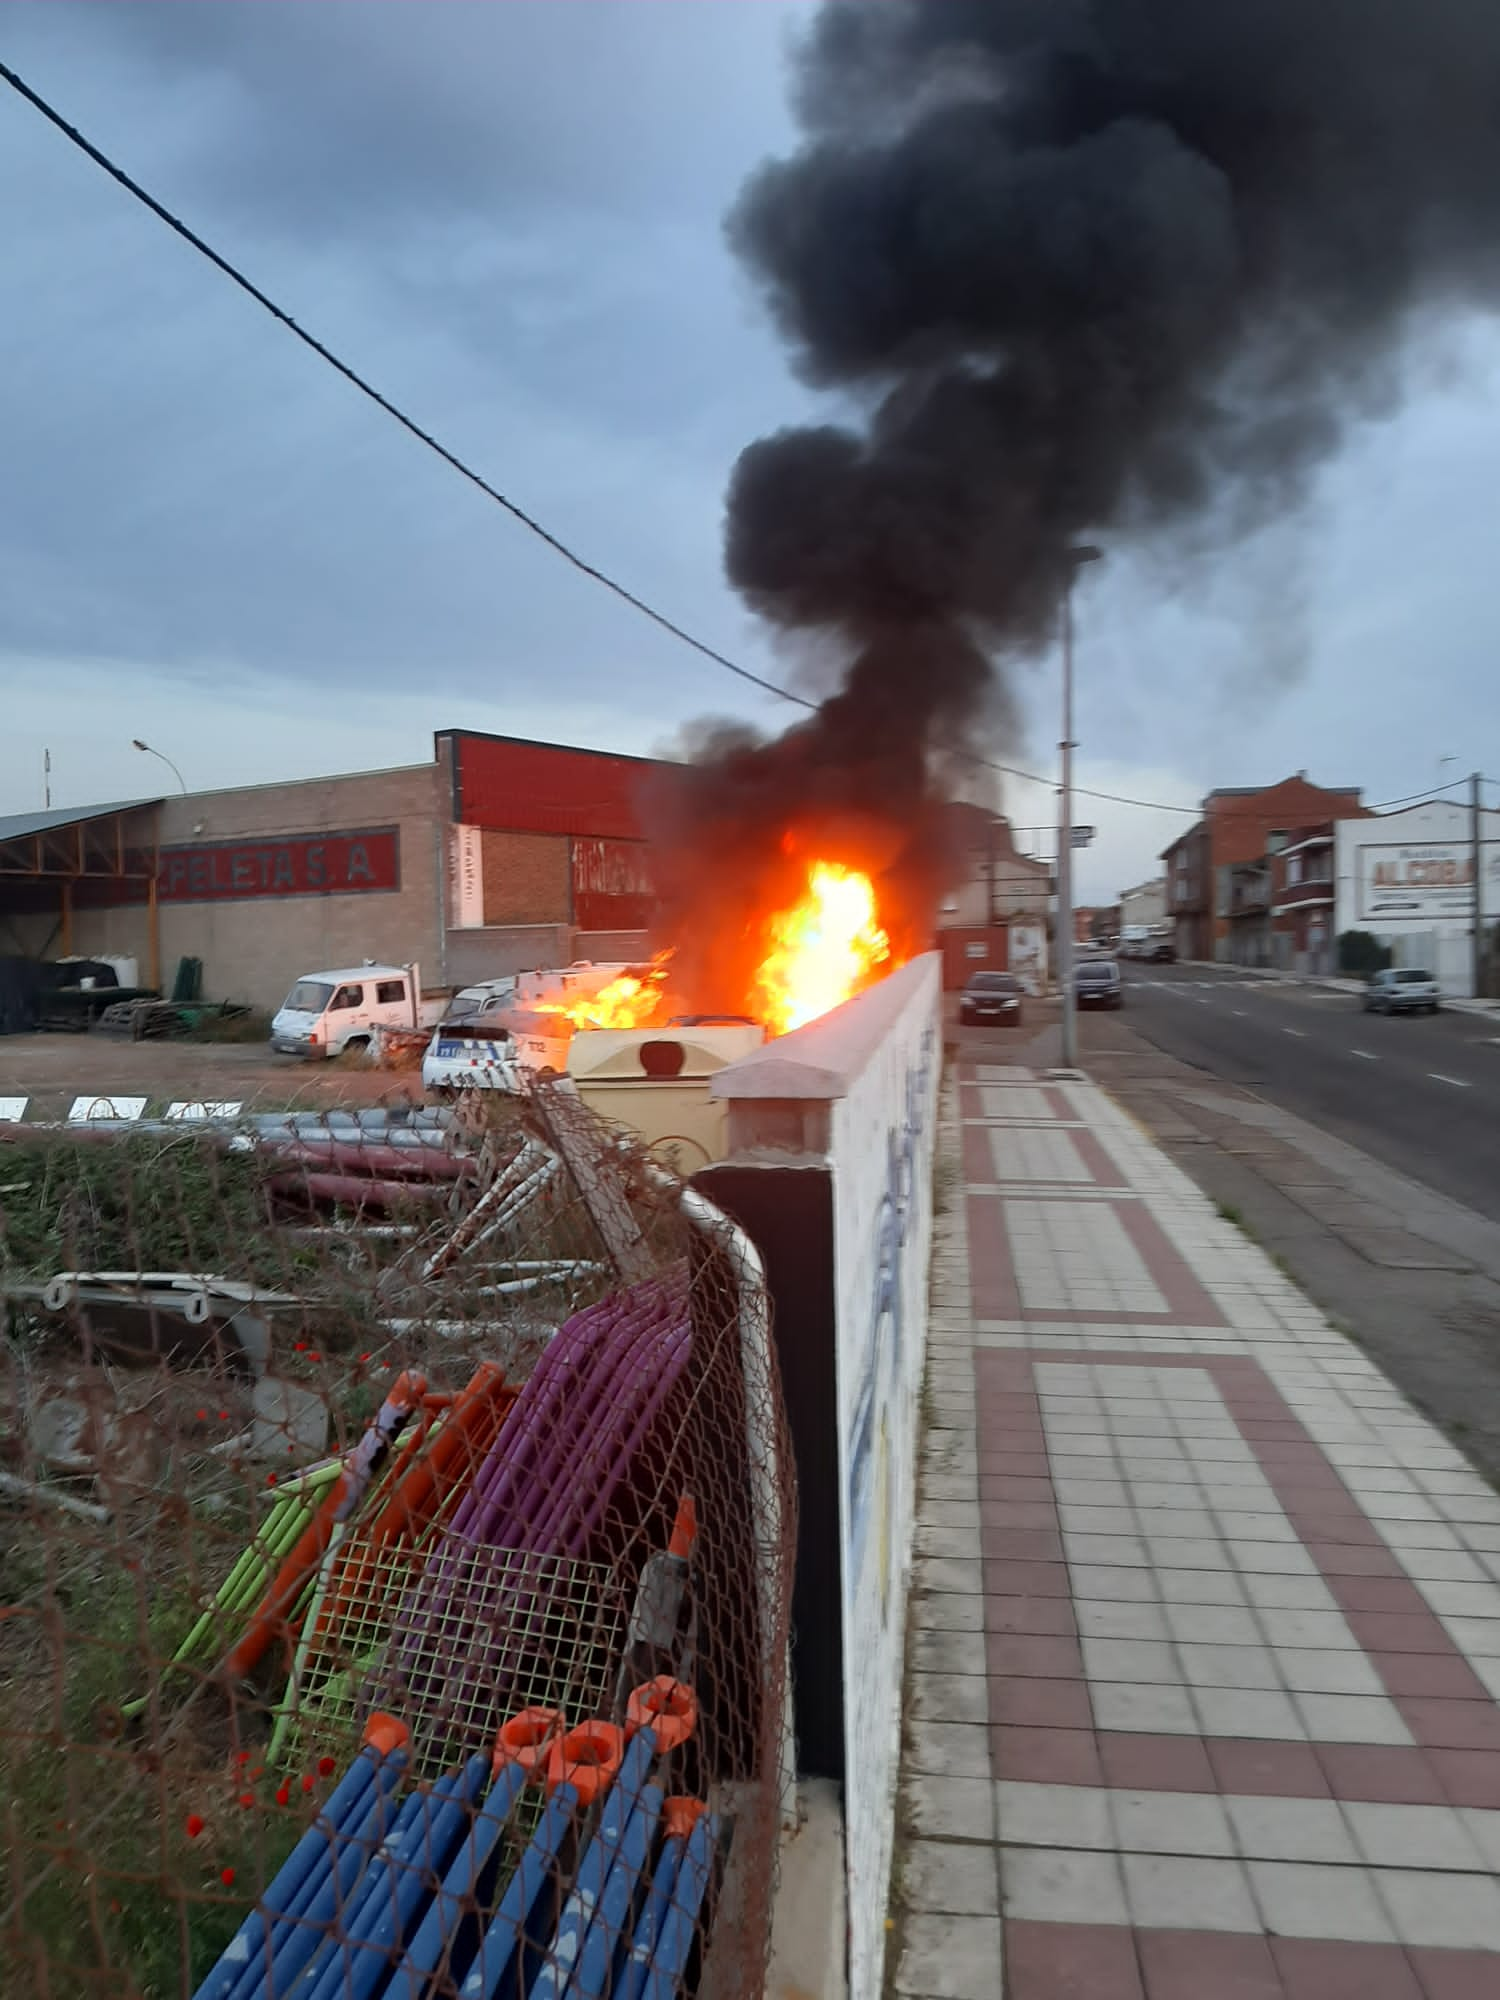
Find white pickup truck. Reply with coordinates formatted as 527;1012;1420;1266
270;963;450;1059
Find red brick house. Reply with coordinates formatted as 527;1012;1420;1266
1162;776;1367;964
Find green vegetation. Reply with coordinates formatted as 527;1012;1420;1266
0;1131;291;1285
1337;930;1393;978
0;1515;305;1999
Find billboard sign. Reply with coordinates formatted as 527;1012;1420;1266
1357;842;1481;921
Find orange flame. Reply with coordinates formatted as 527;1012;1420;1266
752;862;892;1037
531;953;673;1032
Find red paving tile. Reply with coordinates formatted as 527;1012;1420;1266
1400;1699;1500;1752
1305;1542;1406;1577
1344;1612;1456;1654
1136;1929;1283;2000
984;1430;1053;1459
991;1725;1103;1786
1203;1736;1331;1798
1098;1731;1218;1794
1378;1654;1492;1700
1003;1921;1145;2000
984;1560;1073;1598
982;1528;1067;1563
1269;1937;1424;2000
1407;1947;1500;1999
1430;1748;1500;1808
980;1501;1062;1533
1332;1576;1440;1614
984;1595;1079;1637
989;1676;1094;1730
979;1453;1052;1479
986;1633;1084;1680
981;1476;1057;1505
1315;1743;1446;1805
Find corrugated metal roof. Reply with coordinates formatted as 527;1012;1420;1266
0;798;161;844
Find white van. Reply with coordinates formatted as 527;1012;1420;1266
270;964;448;1059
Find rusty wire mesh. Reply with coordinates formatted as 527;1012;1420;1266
0;1076;795;1999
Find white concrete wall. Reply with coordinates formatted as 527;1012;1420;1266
1335;801;1500;994
713;956;942;2000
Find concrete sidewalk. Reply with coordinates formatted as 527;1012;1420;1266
893;1060;1500;1999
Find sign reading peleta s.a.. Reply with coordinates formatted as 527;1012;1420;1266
157;828;400;904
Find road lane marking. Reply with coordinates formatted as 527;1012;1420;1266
1232;1010;1247;1018
1351;1050;1378;1061
1430;1073;1471;1088
1283;1028;1306;1038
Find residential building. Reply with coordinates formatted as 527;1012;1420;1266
1271;823;1339;974
1333;798;1500;996
1162;774;1368;964
1119;877;1166;932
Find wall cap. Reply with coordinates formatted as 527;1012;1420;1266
710;954;940;1104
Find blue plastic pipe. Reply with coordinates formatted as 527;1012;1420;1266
316;1753;489;2000
528;1729;656;2000
569;1780;664;2000
388;1757;531;2000
615;1836;681;2000
192;1747;387;2000
248;1764;406;1997
641;1814;718;2000
296;1772;459;2000
459;1787;580;2000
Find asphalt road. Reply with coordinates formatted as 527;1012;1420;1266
1113;962;1500;1224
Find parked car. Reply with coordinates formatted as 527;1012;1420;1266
1148;937;1177;962
1074;960;1123;1010
421;1008;572;1091
959;970;1024;1026
1362;967;1441;1015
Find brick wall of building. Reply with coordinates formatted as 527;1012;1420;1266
71;763;445;1011
478;830;571;927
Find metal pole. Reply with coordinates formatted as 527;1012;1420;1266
1059;583;1076;1068
1473;771;1484;999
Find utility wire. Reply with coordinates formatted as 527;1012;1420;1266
0;62;1477;832
0;57;803;714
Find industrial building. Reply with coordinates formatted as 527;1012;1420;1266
0;731;665;1014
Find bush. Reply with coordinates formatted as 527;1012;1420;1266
1337;930;1391;978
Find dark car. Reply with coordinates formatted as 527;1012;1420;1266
959;971;1024;1026
1074;959;1123;1009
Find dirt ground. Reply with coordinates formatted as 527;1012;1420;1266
0;1031;426;1121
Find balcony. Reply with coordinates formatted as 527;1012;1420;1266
1273;876;1335;915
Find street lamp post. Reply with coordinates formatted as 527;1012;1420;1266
1058;546;1103;1071
131;738;187;796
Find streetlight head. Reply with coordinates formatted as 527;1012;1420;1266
131;738;149;753
1069;544;1104;567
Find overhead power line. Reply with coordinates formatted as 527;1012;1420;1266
1;63;1475;833
0;57;801;713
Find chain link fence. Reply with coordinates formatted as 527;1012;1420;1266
0;1078;795;1998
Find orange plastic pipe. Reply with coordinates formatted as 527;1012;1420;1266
219;1371;425;1683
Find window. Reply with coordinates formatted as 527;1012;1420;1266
1287;855;1303;886
1265;830;1289;854
285;980;333;1014
329;984;363;1011
375;979;407;1005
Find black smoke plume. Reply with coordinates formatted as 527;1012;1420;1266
652;0;1500;1010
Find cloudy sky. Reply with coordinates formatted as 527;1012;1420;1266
4;1;1499;902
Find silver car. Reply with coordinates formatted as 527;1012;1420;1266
1362;967;1441;1015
